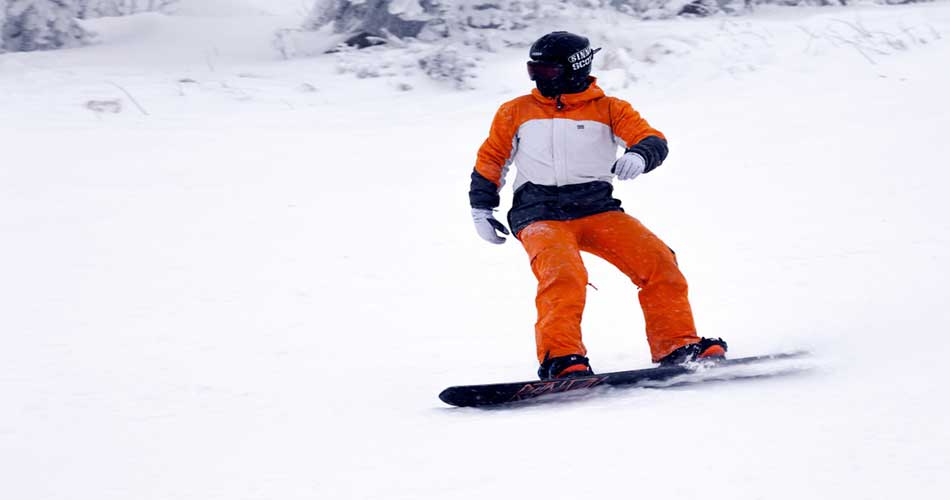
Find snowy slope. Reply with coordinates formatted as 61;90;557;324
2;3;950;500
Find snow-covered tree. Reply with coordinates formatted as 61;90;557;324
305;0;435;48
77;0;178;19
302;1;723;47
304;0;927;40
0;1;7;52
1;0;90;52
286;0;934;89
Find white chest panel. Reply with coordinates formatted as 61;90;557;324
512;118;620;191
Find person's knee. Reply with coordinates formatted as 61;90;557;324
642;247;687;288
547;268;588;291
532;248;588;288
652;264;688;291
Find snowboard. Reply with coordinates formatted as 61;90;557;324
439;351;810;408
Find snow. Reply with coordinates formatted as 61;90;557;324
2;2;950;499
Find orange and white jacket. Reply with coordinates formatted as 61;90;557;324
469;79;669;236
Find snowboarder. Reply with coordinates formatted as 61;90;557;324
469;31;728;379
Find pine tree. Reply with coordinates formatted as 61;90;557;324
77;0;178;19
305;0;433;47
78;0;121;17
1;0;90;52
0;1;8;53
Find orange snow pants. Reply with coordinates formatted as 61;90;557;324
518;211;700;363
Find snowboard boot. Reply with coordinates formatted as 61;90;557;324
538;354;594;380
657;337;728;366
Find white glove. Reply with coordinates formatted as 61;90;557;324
612;152;646;181
471;208;510;244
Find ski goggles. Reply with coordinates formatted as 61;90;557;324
527;61;565;81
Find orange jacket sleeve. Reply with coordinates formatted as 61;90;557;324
608;97;666;147
609;97;668;172
474;102;518;187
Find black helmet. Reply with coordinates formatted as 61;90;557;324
527;31;601;97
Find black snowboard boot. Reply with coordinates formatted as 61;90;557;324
657;337;728;366
538;354;594;380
